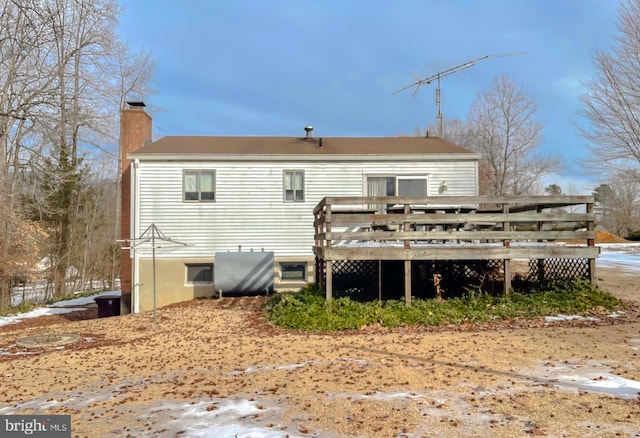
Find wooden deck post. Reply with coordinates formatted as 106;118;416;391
586;201;597;286
325;203;333;301
325;260;333;301
503;203;511;295
404;260;412;307
403;203;411;249
536;205;545;282
317;257;324;290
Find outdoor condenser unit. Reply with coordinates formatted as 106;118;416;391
214;250;274;297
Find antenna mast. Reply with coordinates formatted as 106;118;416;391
394;52;525;137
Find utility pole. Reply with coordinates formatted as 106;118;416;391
394;52;525;137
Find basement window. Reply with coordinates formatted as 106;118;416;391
184;170;216;202
280;262;306;281
186;263;213;283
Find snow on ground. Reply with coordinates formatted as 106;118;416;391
0;357;639;437
597;243;640;273
0;291;119;328
524;359;640;400
1;248;639;435
46;290;120;308
2;244;635;327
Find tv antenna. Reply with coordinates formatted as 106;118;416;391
394;52;525;137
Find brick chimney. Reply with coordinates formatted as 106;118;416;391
120;101;151;314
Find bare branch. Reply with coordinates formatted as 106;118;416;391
580;0;640;176
468;74;554;195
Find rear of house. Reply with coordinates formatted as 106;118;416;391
120;103;480;313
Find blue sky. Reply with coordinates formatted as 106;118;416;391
117;0;621;193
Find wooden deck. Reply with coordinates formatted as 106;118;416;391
313;195;599;304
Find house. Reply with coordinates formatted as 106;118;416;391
119;102;480;313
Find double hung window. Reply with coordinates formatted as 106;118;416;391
184;170;215;202
283;170;304;202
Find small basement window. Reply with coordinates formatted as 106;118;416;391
280;262;306;281
186;263;213;283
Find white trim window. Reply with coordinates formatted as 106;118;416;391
367;176;395;197
397;176;428;197
280;262;307;281
283;170;304;202
366;175;428;197
186;263;213;283
184;170;215;202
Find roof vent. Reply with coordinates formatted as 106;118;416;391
304;126;313;138
126;101;146;109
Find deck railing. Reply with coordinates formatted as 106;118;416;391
313;195;599;302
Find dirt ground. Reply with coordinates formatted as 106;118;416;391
0;268;639;437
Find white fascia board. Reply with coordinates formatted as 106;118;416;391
127;153;481;162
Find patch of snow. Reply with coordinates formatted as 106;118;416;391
545;314;599;323
597;244;640;273
230;361;313;375
48;290;120;307
0;344;40;357
0;306;88;328
1;359;639;437
0;290;120;328
0;390;308;438
553;373;640;399
525;360;640;399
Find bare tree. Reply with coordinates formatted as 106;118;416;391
580;0;640;175
33;0;121;296
108;40;156;247
468;74;560;195
0;0;154;306
0;0;59;307
595;170;640;236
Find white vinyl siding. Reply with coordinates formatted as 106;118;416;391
134;159;478;258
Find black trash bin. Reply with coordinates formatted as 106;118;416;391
94;294;121;318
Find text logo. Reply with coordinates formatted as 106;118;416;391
1;415;70;437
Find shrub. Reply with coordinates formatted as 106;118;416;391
264;280;622;331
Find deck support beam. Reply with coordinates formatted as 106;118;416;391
404;260;411;307
325;260;333;301
587;202;597;286
503;203;511;295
